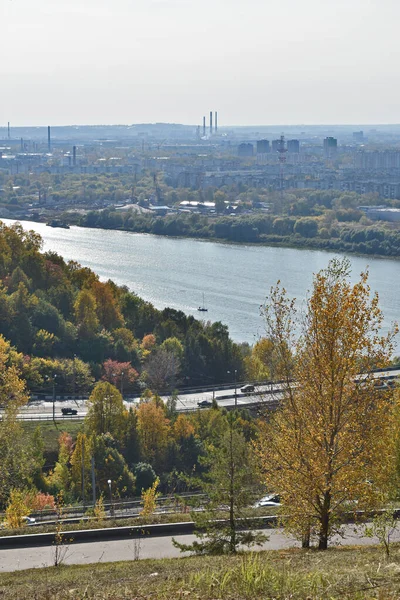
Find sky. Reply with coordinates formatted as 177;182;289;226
2;0;400;126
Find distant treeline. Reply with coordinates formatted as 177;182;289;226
77;209;400;259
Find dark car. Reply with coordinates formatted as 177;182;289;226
241;384;255;393
61;407;78;415
197;400;212;408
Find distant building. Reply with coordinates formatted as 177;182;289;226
238;143;254;157
358;205;400;221
256;139;270;154
355;150;400;170
287;139;300;153
271;139;281;153
323;137;337;157
353;131;364;143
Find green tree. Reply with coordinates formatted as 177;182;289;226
86;381;125;437
174;415;264;555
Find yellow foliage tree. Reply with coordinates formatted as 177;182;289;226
137;399;170;468
85;381;126;437
74;289;99;338
0;336;33;508
245;337;276;381
173;414;195;442
5;489;32;529
256;258;398;550
70;433;92;500
140;477;160;517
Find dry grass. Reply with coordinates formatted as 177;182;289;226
1;544;400;599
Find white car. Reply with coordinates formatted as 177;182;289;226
253;494;281;508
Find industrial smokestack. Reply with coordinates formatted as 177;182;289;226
47;126;51;151
7;122;10;139
215;111;218;133
20;138;23;151
209;111;213;135
73;145;77;167
203;116;206;137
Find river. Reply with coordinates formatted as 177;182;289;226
2;219;400;346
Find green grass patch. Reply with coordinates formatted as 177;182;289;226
2;544;400;599
22;420;84;455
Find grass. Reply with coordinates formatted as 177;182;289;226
1;544;400;599
22;420;84;455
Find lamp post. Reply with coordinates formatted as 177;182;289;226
107;479;114;517
227;369;238;408
52;374;57;423
120;371;124;398
72;354;76;405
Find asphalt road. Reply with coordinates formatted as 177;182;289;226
15;384;282;421
7;368;400;421
0;524;398;572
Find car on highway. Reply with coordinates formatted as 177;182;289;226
241;384;255;394
197;400;212;408
61;407;78;415
253;494;281;508
0;516;36;528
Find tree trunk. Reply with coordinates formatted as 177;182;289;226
318;502;330;550
302;526;311;548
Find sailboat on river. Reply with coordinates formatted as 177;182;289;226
198;293;208;312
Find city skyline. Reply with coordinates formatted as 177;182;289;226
2;0;400;126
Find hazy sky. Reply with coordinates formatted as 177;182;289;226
2;0;400;126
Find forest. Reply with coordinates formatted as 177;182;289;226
0;221;247;398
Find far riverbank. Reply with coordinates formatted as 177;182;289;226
70;210;400;261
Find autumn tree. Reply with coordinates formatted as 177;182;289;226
256;258;397;550
70;432;92;501
101;359;138;393
137;398;170;469
48;432;73;496
245;337;278;381
74;289;99;338
85;381;125;437
0;336;38;507
91;280;123;330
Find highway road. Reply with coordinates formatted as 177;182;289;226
14;383;282;421
7;368;400;421
0;524;398;572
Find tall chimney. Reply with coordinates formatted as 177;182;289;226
47;126;51;151
73;145;77;166
209;111;213;135
7;122;10;139
203;116;206;137
20;138;23;151
215;111;218;133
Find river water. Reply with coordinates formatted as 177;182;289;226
3;219;400;346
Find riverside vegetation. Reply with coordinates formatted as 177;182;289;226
3;169;400;257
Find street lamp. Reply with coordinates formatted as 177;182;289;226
52;374;57;423
120;371;124;398
72;354;76;405
227;369;238;408
107;479;114;517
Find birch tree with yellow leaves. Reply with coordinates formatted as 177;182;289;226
256;258;398;550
